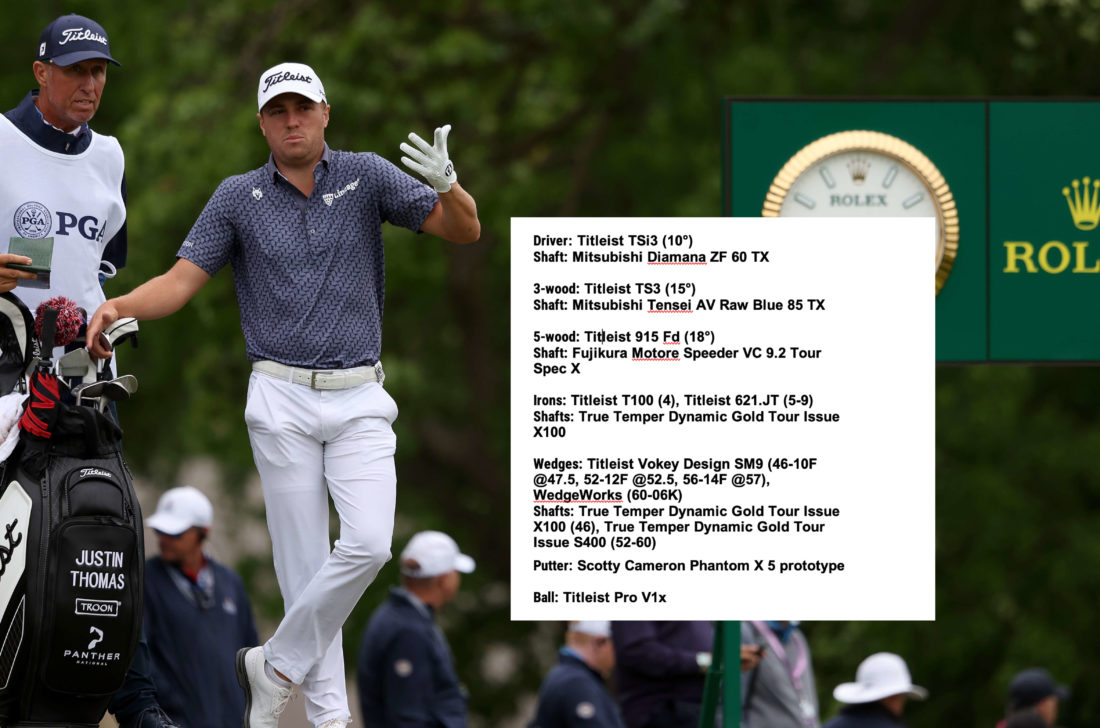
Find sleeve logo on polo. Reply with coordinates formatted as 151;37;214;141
394;658;413;677
252;188;263;200
575;702;596;719
322;178;360;207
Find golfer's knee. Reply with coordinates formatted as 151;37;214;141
334;532;391;573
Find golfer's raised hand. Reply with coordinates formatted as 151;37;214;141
86;302;119;360
400;124;458;193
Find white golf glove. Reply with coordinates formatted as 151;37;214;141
400;124;458;194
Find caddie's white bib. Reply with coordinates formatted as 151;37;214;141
0;114;125;323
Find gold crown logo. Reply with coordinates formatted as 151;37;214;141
847;157;870;185
1062;177;1100;230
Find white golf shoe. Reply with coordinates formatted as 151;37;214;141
236;646;294;728
316;720;350;728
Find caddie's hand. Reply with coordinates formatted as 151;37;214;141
86;302;120;360
0;253;38;293
400;124;458;194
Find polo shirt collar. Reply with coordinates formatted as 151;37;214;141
392;586;434;620
265;142;331;183
559;647;603;680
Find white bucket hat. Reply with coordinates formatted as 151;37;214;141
833;653;928;704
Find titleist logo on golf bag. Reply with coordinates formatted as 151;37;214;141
78;468;114;481
0;521;22;578
0;484;30;613
262;70;312;93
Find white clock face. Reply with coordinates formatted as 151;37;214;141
776;150;944;268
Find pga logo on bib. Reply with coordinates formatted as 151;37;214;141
13;200;107;241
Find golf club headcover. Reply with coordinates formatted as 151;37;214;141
17;371;61;440
34;296;83;349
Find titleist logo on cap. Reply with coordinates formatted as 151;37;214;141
59;28;108;46
263;71;313;94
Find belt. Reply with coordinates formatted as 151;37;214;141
252;360;385;390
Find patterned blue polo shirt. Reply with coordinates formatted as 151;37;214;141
179;146;438;368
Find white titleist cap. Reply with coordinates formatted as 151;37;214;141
146;486;213;536
568;621;611;638
400;531;476;578
257;62;326;111
833;652;928;704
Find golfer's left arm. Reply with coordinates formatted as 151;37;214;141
401;124;480;244
420;185;479;244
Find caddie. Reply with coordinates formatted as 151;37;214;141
0;14;177;728
87;62;480;728
0;14;127;314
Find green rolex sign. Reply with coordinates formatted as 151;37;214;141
990;102;1100;361
725;99;1100;363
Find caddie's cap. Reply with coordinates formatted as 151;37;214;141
1008;668;1070;710
146;486;214;536
257;62;326;112
833;653;928;704
37;15;119;67
568;621;612;638
400;531;476;578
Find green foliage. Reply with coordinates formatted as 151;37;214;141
4;1;1100;725
810;367;1100;728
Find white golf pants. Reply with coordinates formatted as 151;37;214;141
244;372;398;725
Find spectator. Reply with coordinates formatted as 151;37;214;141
610;621;714;727
998;668;1069;728
144;486;259;728
357;531;475;727
823;653;926;728
529;621;624;728
741;620;818;728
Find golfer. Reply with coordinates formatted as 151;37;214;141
87;62;480;728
